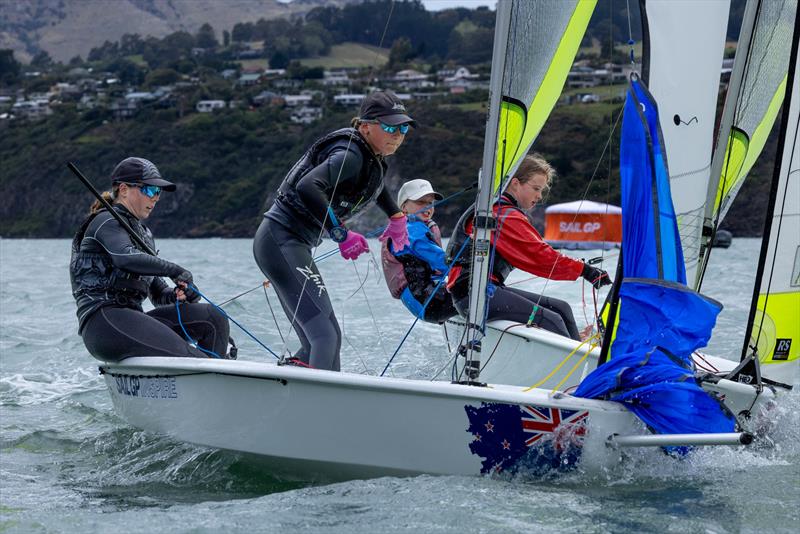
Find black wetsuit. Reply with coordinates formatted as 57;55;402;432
70;205;230;361
254;128;400;371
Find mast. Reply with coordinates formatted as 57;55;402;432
740;4;800;365
462;0;513;382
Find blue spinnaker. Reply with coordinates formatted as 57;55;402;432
575;279;734;435
576;76;734;436
619;76;686;283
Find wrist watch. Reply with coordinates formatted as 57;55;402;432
329;226;348;243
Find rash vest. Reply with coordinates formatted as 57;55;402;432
70;205;183;332
273;128;388;242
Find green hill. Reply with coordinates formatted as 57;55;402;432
0;96;776;239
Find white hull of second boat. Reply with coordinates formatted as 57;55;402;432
101;357;640;479
449;319;781;418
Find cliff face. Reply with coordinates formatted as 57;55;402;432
0;0;351;63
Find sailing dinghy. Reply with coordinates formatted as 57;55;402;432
458;0;799;425
96;0;795;479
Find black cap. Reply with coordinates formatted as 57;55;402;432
110;157;176;191
359;90;417;127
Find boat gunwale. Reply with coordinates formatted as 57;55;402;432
100;357;629;413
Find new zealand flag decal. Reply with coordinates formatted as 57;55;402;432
465;402;588;475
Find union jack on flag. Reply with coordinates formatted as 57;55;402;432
465;402;589;474
521;406;588;447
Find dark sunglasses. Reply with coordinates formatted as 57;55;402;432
125;183;162;198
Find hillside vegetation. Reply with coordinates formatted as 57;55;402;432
0;97;778;239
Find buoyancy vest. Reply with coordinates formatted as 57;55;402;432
445;196;521;296
275;128;387;228
70;207;154;330
381;220;443;300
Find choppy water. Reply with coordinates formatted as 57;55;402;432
1;238;797;533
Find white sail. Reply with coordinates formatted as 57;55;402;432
641;0;731;286
698;0;798;287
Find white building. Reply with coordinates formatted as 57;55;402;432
323;70;351;86
334;94;366;106
196;100;226;113
291;106;323;124
11;100;52;120
283;94;313;108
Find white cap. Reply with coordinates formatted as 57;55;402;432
397;179;443;207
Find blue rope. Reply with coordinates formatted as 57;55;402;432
380;236;472;377
174;300;222;358
188;284;281;359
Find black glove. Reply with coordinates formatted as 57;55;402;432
171;269;193;288
183;284;201;303
581;263;612;289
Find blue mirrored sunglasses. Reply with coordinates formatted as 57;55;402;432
379;122;410;135
127;184;162;198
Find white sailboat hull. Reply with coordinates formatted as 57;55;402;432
101;357;639;479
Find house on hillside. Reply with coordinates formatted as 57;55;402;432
238;73;262;86
334;93;365;107
11;100;52;120
252;90;281;107
291;106;323;124
283;94;313;108
323;70;350;86
390;69;432;90
196;100;226;113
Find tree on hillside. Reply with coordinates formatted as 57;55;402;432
269;51;289;69
145;68;181;88
31;50;54;68
196;23;218;49
0;49;21;85
389;37;414;68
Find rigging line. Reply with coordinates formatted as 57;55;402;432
189;283;281;359
351;259;391;361
381;236;472;377
525;106;625;319
218;283;265;307
339;310;375;375
478;322;526;373
752;115;800;353
375;0;396;56
262;282;286;345
174;300;222;358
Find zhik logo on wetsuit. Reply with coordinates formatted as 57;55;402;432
296;266;327;297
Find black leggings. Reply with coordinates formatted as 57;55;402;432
253;218;341;371
454;286;580;341
82;303;230;362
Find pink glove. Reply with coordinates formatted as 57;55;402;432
379;216;410;252
339;230;369;260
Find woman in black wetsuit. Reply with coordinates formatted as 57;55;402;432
254;90;415;371
70;157;231;361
